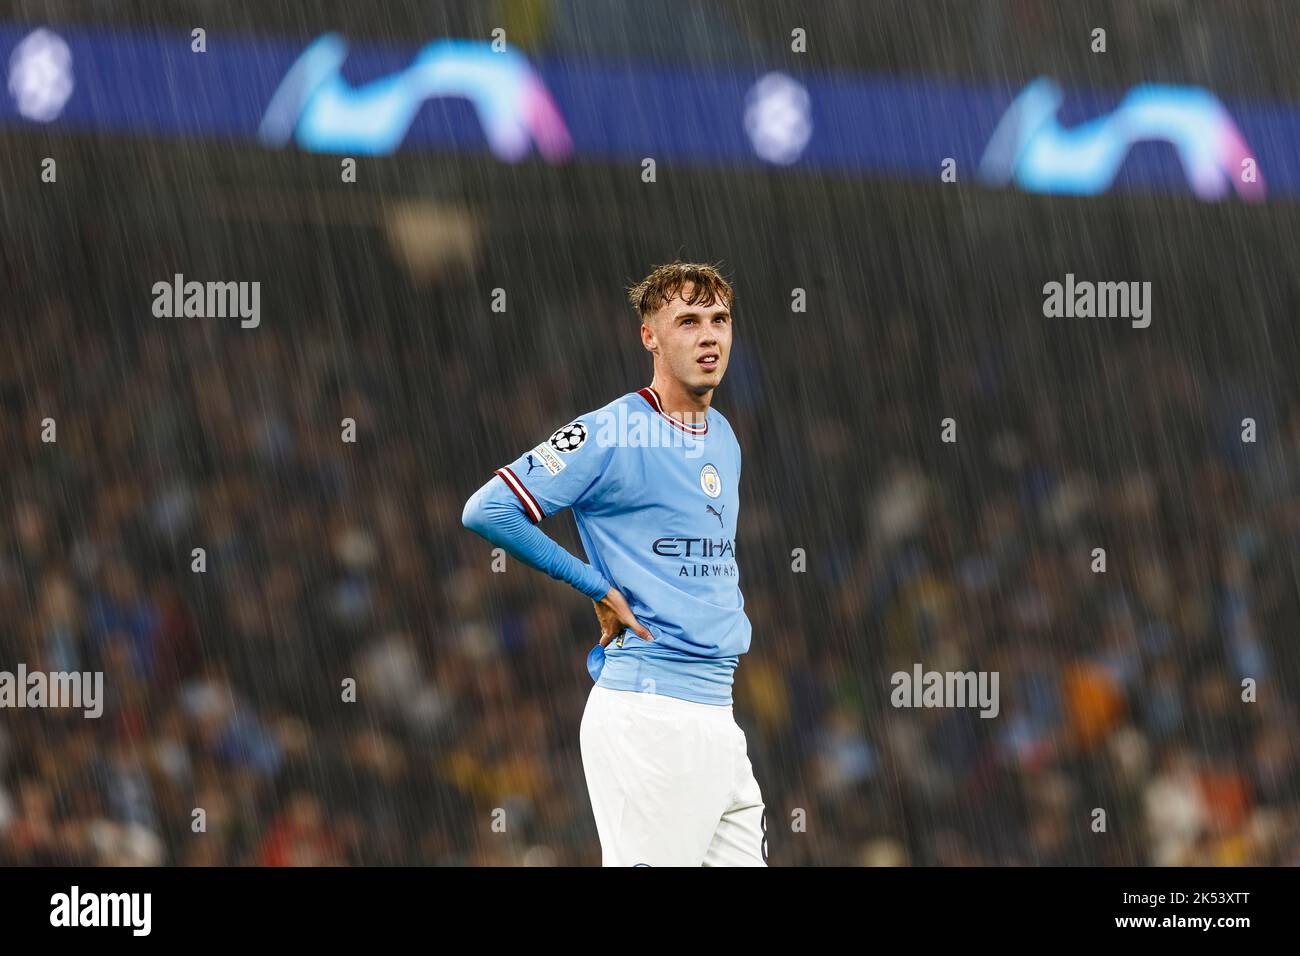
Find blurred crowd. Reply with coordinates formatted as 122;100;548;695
2;192;1300;867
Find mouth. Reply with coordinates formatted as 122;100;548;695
697;352;720;373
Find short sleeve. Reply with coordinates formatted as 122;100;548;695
494;415;614;522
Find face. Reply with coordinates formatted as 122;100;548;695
641;283;733;394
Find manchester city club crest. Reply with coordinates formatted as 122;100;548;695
700;463;722;498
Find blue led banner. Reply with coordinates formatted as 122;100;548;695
3;22;1297;200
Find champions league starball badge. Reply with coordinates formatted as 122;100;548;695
549;421;588;453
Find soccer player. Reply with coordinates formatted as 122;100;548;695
462;262;766;867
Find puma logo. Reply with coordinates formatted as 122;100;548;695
706;504;725;528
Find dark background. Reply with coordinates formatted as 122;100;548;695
2;0;1299;866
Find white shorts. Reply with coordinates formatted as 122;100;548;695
579;684;767;867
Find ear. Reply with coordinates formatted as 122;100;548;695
640;321;657;353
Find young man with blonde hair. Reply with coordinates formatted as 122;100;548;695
463;262;766;866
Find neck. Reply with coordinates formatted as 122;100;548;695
650;374;712;419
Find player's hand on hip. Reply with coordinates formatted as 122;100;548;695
594;587;653;646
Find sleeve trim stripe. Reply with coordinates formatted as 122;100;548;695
495;467;544;523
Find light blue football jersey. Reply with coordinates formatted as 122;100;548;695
495;386;750;705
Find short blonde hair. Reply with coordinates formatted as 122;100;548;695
626;261;735;322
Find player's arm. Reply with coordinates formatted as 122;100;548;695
461;418;651;643
461;475;610;599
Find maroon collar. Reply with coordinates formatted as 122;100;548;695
637;386;709;435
